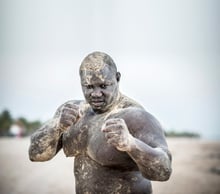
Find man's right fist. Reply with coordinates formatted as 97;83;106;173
57;103;80;131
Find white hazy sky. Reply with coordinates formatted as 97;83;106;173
0;0;219;139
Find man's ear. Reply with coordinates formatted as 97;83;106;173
116;72;121;82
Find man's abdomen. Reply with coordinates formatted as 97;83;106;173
74;155;152;194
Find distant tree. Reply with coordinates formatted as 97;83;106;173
165;129;200;138
0;109;42;137
17;117;41;135
17;117;29;129
0;110;13;136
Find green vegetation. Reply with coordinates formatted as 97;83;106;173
0;110;13;136
0;109;42;136
165;130;200;138
16;117;42;135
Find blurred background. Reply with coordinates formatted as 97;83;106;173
0;0;220;194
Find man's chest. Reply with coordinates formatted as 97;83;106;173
63;113;134;167
85;115;134;167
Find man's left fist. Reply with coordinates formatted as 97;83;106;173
101;118;134;151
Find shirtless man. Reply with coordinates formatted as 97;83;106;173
29;51;172;194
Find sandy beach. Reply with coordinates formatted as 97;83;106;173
0;137;219;194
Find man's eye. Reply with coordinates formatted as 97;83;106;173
100;84;107;89
86;85;93;89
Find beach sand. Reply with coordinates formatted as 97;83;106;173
0;137;219;194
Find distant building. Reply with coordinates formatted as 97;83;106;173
9;121;26;137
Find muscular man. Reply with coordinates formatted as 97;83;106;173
29;51;172;194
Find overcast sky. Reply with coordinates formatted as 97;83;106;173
0;0;219;139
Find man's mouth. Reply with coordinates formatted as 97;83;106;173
90;99;105;107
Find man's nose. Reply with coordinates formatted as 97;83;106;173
91;88;102;97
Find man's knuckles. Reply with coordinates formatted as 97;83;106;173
105;131;121;138
102;125;123;133
63;108;78;116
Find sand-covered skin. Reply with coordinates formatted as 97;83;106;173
0;137;219;194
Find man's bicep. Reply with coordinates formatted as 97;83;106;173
130;113;172;163
125;109;168;149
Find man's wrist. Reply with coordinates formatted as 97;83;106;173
116;134;136;152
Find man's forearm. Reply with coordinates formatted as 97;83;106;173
126;138;172;181
29;118;63;161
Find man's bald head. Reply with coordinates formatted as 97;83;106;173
79;52;121;113
79;51;118;75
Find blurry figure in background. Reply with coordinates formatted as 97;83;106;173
9;120;25;137
29;51;172;194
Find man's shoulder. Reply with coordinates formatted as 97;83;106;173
118;94;143;109
119;106;150;121
62;100;84;106
112;97;147;121
116;102;162;132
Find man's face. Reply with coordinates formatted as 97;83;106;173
80;65;119;113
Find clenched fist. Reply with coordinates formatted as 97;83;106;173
101;118;134;151
57;103;80;131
